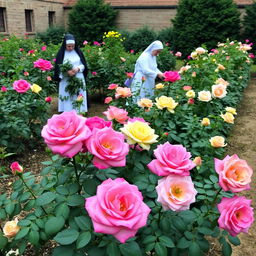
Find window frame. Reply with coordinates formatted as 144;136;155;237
25;9;34;32
0;7;7;33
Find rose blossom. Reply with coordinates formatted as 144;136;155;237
47;76;52;81
3;218;20;238
108;83;118;90
45;96;52;103
155;96;178;113
225;107;237;115
185;90;195;98
215;78;229;86
201;117;210;126
104;97;112;104
1;86;7;92
138;98;153;109
195;47;207;54
175;51;182;57
85;116;112;131
92;71;97;76
209;136;226;148
41;45;47;51
115;87;132;99
155;83;164;89
41;111;91;158
214;154;253;192
198;90;212;102
163;71;181;82
183;85;192;91
10;162;23;175
103;106;129;124
148;142;196;176
212;84;227;98
23;71;29;76
83;40;88;45
126;72;134;78
220;112;235;124
156;174;197;211
33;58;53;71
86;127;129;169
128;117;149;125
217;196;254;236
13;80;31;93
85;178;151;243
193;156;202;166
187;98;194;104
31;83;42;94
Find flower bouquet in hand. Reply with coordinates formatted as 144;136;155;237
60;61;84;96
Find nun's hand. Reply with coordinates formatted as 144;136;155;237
157;73;165;80
67;70;75;76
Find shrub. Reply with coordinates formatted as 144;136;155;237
157;27;174;47
36;26;66;45
172;0;240;57
68;0;117;45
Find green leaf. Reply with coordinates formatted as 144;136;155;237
222;241;232;256
189;241;202;256
15;227;30;240
155;242;167;256
36;192;56;206
177;237;191;249
0;232;8;249
83;179;98;195
0;209;6;219
24;199;35;211
28;230;39;246
209;175;218;183
179;210;197;222
228;235;240;246
67;194;84;206
55;203;70;220
159;235;175;248
54;228;79;245
56;186;69;195
18;219;31;227
76;231;91;249
198;226;213;235
74;216;91;230
52;246;75;256
143;235;156;244
119;241;142;256
5;203;15;215
107;242;120;256
45;216;65;235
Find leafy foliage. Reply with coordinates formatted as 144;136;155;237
36;26;66;45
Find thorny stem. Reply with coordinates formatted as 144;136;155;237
72;157;82;194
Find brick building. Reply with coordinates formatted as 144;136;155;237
0;0;254;37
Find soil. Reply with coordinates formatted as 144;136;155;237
2;78;256;255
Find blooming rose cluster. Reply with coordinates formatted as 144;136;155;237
33;58;53;71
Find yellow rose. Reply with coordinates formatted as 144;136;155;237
220;112;235;124
201;118;211;126
209;136;227;148
225;107;237;115
217;64;226;70
120;121;158;150
198;90;212;102
191;72;197;77
190;51;197;59
185;90;195;98
31;83;42;94
211;84;227;98
3;218;20;238
155;96;178;113
155;83;164;89
137;98;153;109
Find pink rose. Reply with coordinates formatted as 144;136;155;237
214;154;252;192
1;86;7;92
93;41;100;46
156;174;197;211
128;117;149;125
10;162;23;175
13;80;31;93
187;98;195;104
218;196;254;236
115;87;132;99
104;97;113;104
47;76;52;81
34;58;53;71
130;49;134;54
83;40;88;45
91;71;97;76
85;178;151;243
86;127;129;169
23;71;29;76
148;142;196;176
126;72;134;78
19;48;24;52
28;49;35;55
164;71;181;82
175;51;182;57
45;96;52;103
41;45;47;51
108;83;118;90
249;53;255;59
85;116;112;131
41;111;91;158
183;85;192;91
103;106;129;124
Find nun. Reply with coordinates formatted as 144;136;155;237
131;40;165;102
54;34;88;113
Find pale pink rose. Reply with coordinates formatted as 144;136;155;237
13;80;31;93
193;156;202;166
115;87;132;99
45;96;52;103
198;90;212;102
214;154;253;192
10;162;23;175
126;72;134;78
85;178;151;243
217;196;254;236
41;111;91;158
128;117;149;125
1;86;7;92
120;57;126;62
156;174;197;211
86;127;129;169
212;84;227;98
76;94;83;103
34;58;53;71
47;76;52;81
175;51;182;57
163;71;181;82
148;142;196;176
41;45;47;51
183;85;192;91
104;97;113;104
108;83;118;90
19;48;24;52
85;116;112;131
83;40;88;45
23;71;29;76
130;49;135;54
103;106;129;124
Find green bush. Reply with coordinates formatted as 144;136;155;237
36;26;66;45
157;27;174;47
68;0;117;45
172;0;240;57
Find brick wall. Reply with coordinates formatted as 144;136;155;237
0;0;65;37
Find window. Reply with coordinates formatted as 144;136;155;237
0;7;7;32
25;9;34;32
48;11;56;27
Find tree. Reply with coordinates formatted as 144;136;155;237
68;0;117;44
172;0;240;57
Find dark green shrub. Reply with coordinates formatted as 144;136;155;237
172;0;240;57
157;27;174;47
242;2;256;61
36;26;66;45
123;26;157;52
68;0;117;45
157;47;176;71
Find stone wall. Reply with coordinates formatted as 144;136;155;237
0;0;65;37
